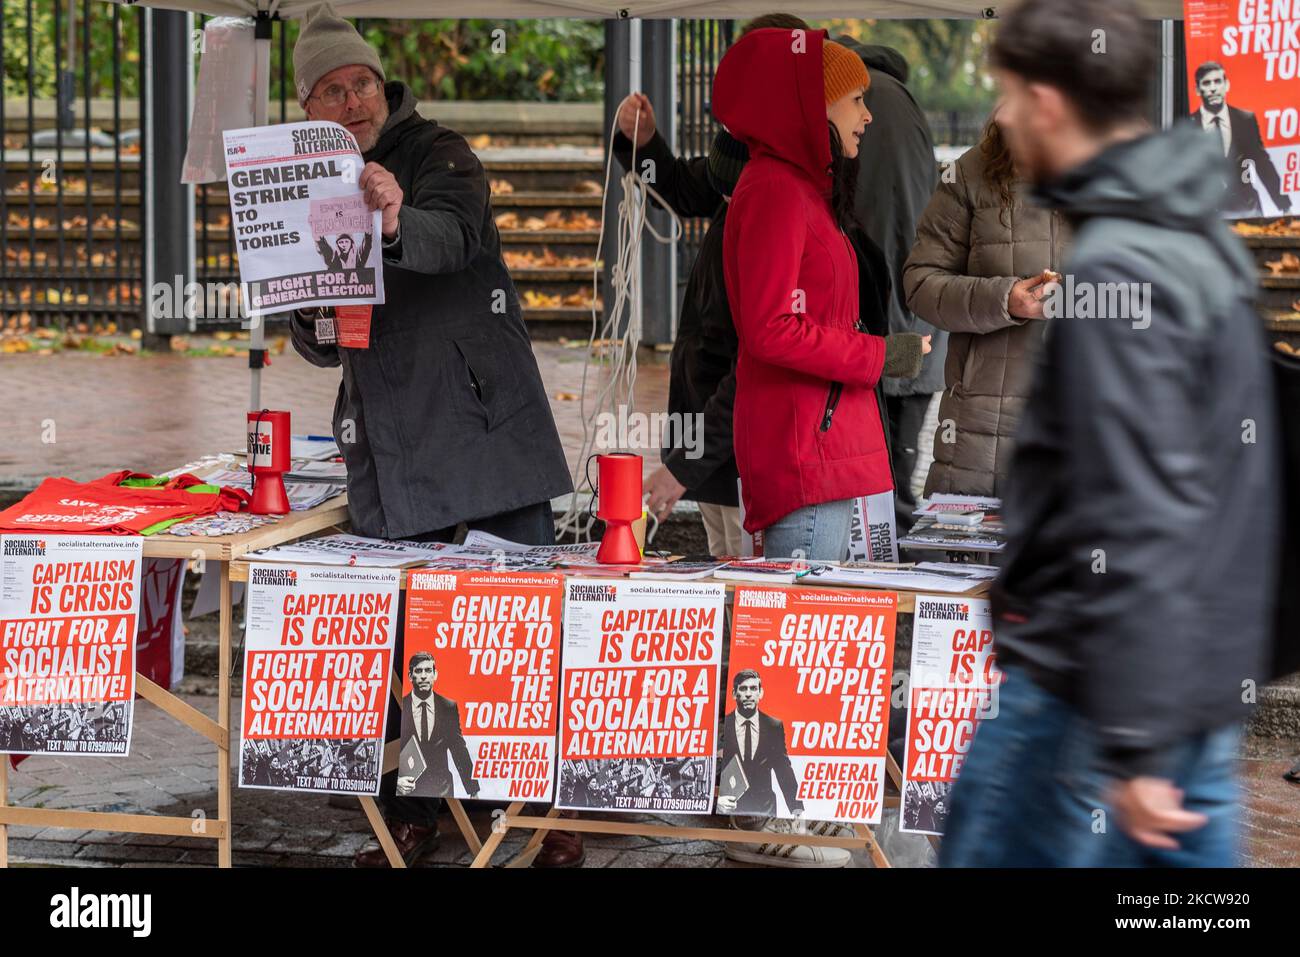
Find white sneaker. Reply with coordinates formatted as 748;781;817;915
724;817;852;868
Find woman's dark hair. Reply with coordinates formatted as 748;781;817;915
979;118;1017;229
828;122;860;234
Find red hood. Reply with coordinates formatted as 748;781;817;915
712;27;831;193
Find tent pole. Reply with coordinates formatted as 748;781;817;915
248;13;272;412
601;18;633;342
639;18;676;345
1159;19;1175;130
143;9;194;351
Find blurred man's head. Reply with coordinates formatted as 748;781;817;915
294;4;389;152
740;12;809;37
1194;62;1229;113
989;0;1153;183
336;234;354;255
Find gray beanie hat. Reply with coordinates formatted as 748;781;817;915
293;4;386;106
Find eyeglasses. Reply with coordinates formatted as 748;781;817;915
311;75;381;109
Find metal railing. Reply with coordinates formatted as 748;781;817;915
2;0;146;331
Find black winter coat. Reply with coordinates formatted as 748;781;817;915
837;38;947;398
993;125;1283;777
612;130;737;505
291;83;572;538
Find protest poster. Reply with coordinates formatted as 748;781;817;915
239;564;398;795
900;595;1001;836
725;586;896;824
0;535;142;756
223;120;384;316
1184;1;1300;216
399;569;563;802
848;490;898;562
557;579;726;814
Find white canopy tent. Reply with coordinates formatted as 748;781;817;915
110;0;1184;19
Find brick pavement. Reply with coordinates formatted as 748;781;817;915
5;692;1297;867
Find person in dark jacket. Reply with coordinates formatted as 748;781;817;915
941;0;1282;868
611;13;809;558
610;95;743;555
289;5;570;548
836;36;946;527
288;5;572;868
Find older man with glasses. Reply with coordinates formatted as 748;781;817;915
288;4;574;868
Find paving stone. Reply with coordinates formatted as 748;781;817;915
76;843;187;864
10;838;83;862
603;849;672;868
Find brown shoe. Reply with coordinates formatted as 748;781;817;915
534;828;585;868
354;821;440;868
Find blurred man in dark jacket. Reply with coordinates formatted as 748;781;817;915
836;36;945;529
288;5;572;869
941;0;1281;868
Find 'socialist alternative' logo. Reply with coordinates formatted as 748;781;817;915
737;589;787;609
917;601;970;621
569;583;617;602
3;538;47;556
251;567;298;587
415;572;458;591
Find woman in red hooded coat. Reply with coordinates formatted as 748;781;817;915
714;28;927;560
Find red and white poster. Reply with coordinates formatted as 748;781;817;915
399;569;563;802
1184;1;1299;217
725;586;896;824
0;535;142;756
239;564;398;795
558;579;726;814
901;595;1001;836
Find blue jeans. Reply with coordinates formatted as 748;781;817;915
940;664;1241;867
762;498;854;561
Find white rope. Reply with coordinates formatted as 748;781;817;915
554;108;683;543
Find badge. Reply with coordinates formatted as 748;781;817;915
334;304;373;349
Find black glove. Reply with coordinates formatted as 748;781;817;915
883;332;925;379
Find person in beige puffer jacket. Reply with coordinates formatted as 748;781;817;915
904;119;1070;497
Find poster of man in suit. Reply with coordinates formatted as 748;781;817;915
724;586;897;824
1184;6;1299;218
400;570;563;802
717;670;803;817
397;652;480;798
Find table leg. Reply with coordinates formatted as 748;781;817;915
468;800;525;869
218;560;233;868
446;798;482;855
359;796;406;868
